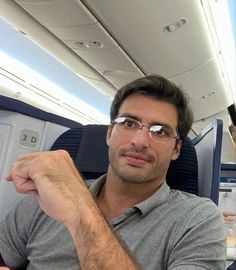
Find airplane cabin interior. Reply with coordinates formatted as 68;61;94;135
0;0;235;268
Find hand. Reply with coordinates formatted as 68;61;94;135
223;212;236;221
6;151;141;270
6;150;90;226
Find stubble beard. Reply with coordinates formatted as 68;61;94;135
111;164;153;184
109;147;157;184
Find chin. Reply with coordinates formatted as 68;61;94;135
116;168;152;184
110;157;157;184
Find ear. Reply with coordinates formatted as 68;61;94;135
171;140;182;161
106;125;113;146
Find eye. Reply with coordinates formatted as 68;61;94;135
123;118;137;129
150;125;170;137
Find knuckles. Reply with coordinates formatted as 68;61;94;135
52;149;71;159
8;150;74;184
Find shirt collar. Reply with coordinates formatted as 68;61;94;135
135;181;170;216
89;174;170;216
89;174;106;197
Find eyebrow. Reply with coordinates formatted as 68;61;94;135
118;113;176;131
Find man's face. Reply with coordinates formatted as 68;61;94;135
106;94;181;186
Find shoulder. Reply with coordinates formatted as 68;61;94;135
168;190;226;239
0;195;66;246
166;190;225;233
0;196;55;235
170;189;220;214
6;196;42;220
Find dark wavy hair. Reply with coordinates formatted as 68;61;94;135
110;74;193;141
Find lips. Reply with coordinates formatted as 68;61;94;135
124;152;149;166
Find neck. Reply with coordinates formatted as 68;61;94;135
96;167;164;220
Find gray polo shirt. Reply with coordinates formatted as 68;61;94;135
0;175;226;269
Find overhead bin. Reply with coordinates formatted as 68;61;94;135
0;0;118;99
1;0;234;121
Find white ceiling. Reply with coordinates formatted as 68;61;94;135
0;0;235;123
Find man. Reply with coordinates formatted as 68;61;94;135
0;75;226;269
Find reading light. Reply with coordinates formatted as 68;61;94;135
163;18;188;33
75;40;103;49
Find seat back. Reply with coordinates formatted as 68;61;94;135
51;125;109;180
51;124;198;195
192;118;223;204
51;118;224;201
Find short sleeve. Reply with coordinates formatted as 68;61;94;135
0;196;40;268
167;199;227;270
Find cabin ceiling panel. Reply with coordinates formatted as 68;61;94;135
15;0;97;26
78;76;119;99
3;0;233;112
1;0;118;99
192;109;230;133
14;0;143;90
50;24;142;73
72;47;143;88
171;59;232;121
83;0;215;77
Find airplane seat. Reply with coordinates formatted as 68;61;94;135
50;124;199;195
50;125;109;181
192;118;223;205
227;260;236;270
50;118;223;203
167;137;198;195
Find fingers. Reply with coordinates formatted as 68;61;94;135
223;212;236;222
13;176;38;194
6;151;49;194
6;150;81;196
5;150;91;224
223;212;236;217
6;162;38;195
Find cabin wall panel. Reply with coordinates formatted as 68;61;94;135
0;110;69;220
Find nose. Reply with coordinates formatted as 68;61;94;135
130;127;150;149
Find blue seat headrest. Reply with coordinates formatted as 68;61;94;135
51;125;198;195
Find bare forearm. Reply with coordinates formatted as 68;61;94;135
67;203;141;270
6;151;141;269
